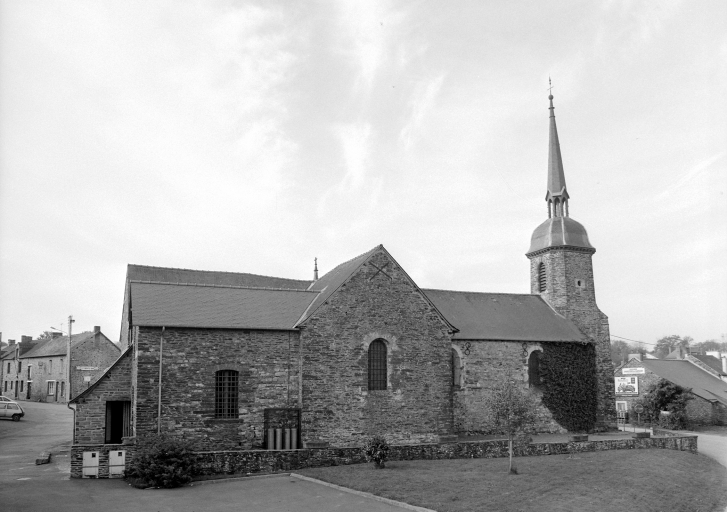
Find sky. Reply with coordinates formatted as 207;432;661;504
1;1;725;350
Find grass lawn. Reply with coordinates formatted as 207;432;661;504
297;450;727;512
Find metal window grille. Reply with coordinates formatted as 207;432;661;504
538;263;547;292
215;370;239;418
368;340;387;391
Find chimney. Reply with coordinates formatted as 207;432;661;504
628;353;642;362
722;355;727;374
313;258;319;281
8;339;16;345
51;331;63;339
94;326;101;334
21;335;32;343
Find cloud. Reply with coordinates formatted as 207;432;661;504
400;74;445;151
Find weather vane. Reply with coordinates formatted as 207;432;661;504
548;77;554;95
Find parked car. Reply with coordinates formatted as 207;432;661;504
0;400;25;421
0;396;15;402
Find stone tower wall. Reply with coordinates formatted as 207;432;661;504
529;248;616;424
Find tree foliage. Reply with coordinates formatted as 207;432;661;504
485;375;538;474
652;335;692;359
634;379;693;430
37;331;56;340
610;339;645;367
363;435;390;468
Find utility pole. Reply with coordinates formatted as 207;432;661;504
67;315;74;402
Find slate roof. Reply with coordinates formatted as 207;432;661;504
21;332;101;358
691;354;727;376
130;281;319;330
640;359;727;407
423;290;586;342
127;264;313;291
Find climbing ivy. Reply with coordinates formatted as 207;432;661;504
540;342;598;432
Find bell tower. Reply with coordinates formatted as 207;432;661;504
526;91;616;425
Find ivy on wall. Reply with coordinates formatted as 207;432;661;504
540;342;598;432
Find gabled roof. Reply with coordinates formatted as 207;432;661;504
130;281;319;330
127;264;313;290
294;245;456;333
640;359;727;407
690;354;727;376
21;332;109;359
423;290;586;342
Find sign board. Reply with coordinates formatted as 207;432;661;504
615;376;639;395
622;367;645;375
76;366;98;371
83;376;92;382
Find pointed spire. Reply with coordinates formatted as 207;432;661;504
313;257;319;281
545;81;569;219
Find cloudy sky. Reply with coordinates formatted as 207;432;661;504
1;1;725;349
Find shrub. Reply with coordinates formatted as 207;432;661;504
637;379;693;430
363;435;390;469
125;434;199;488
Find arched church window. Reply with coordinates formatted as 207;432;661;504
215;370;239;418
528;351;542;389
452;349;462;388
538;263;547;293
368;340;387;390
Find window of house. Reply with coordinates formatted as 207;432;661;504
60;381;65;397
4;381;7;391
6;362;9;374
18;362;22;373
20;381;24;392
47;380;56;395
538;263;547;293
452;349;462;388
215;370;239;419
10;381;13;390
528;351;542;389
368;339;387;391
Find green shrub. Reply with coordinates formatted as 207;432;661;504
125;434;199;488
363;435;390;468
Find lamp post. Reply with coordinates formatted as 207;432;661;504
51;315;74;402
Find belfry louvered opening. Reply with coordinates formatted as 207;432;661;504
538;262;547;293
368;340;387;391
215;370;239;419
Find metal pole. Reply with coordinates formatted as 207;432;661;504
67;315;74;401
157;327;165;434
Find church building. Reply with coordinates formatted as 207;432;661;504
70;95;615;472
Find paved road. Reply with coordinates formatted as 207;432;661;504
0;401;411;512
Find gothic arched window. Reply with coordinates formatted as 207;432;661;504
528;351;542;389
368;340;387;391
538;263;547;293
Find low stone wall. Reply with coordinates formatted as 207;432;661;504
71;435;697;479
71;444;135;479
653;428;699;438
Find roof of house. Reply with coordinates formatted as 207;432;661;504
640;359;727;407
127;264;313;291
130;281;319;330
691;354;727;376
423;290;586;342
21;332;115;359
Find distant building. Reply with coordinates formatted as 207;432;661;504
0;327;120;402
614;352;727;425
1;337;38;401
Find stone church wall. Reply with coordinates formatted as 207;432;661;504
452;340;563;435
300;250;453;447
134;327;300;450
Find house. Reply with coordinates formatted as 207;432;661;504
70;94;616;478
1;337;38;401
614;353;727;426
1;328;121;403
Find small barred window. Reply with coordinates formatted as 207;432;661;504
528;351;542;389
538;263;547;293
368;340;387;391
452;349;462;387
215;370;239;419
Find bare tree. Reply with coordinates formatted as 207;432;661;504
485;374;538;474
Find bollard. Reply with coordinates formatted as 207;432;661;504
267;428;275;450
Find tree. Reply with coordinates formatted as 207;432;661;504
652;335;692;359
36;331;56;341
634;379;693;429
690;339;727;354
610;340;644;366
485;374;538;474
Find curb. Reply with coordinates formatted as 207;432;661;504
189;472;291;486
290;473;437;512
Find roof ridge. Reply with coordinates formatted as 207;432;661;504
317;245;381;278
424;288;538;297
127;264;312;283
129;280;320;293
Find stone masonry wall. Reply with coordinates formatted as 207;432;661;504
453;340;563;435
74;349;133;444
530;248;616;424
134;327;299;450
300;250;454;447
71;333;121;400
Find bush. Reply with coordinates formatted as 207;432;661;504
363;435;390;469
125;434;199;488
637;379;693;430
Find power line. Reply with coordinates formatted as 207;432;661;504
610;334;657;346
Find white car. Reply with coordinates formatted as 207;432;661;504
0;396;15;402
0;400;25;421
